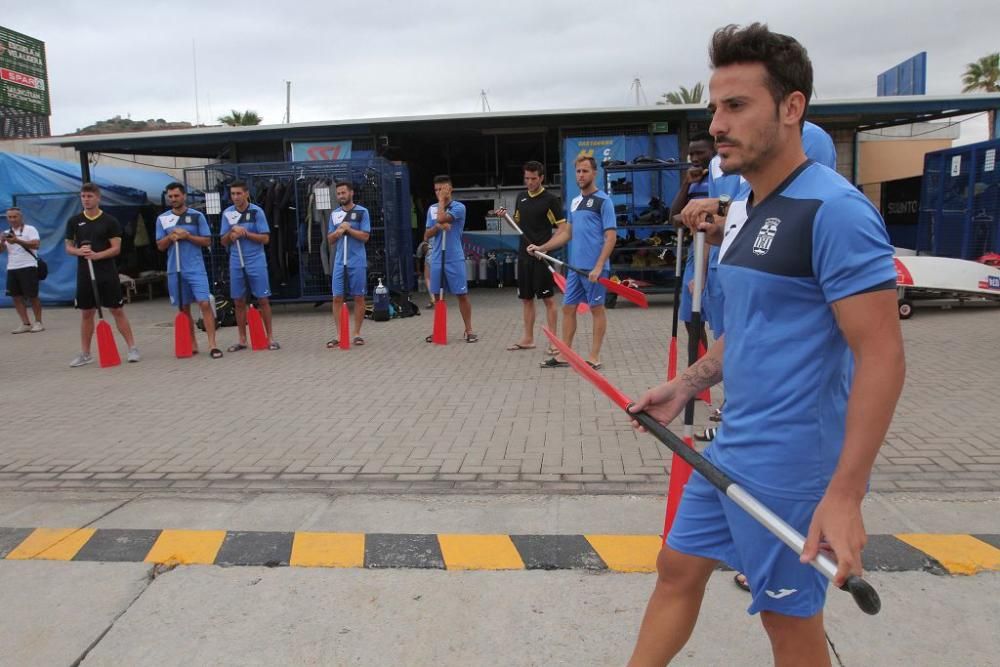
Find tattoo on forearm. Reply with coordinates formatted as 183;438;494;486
680;357;723;394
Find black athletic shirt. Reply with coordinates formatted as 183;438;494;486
513;188;565;254
64;211;123;280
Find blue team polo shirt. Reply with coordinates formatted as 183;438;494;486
329;204;371;268
221;203;270;270
156;208;211;273
568;190;616;271
711;160;896;499
425;201;467;263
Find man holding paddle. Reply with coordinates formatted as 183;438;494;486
624;24;905;666
424;175;477;344
220;181;279;352
64;183;139;367
327;180;371;348
156;183;221;358
496;160;564;354
528;155;616;370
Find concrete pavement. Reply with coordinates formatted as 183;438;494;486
0;290;998;495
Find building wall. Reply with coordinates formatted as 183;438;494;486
858;138;953;186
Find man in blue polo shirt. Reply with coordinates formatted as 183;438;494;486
220;180;279;351
424;174;477;343
528;155;617;369
627;24;905;666
155;182;221;357
327;180;371;347
670;132;714;352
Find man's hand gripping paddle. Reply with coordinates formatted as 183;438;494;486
541;326;882;616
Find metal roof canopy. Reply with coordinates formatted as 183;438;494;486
36;93;1000;160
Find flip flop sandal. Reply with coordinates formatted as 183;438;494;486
539;357;569;368
733;573;751;592
506;343;535;351
465;332;479;343
353;337;365;345
268;341;281;351
545;347;559;356
586;361;603;371
191;349;200;355
425;335;434;343
210;348;223;359
326;339;339;349
227;343;247;353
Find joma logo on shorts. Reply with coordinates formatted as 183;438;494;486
765;588;798;599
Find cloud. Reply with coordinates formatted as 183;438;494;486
3;0;995;140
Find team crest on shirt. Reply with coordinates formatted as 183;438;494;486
752;217;781;256
586;198;594;208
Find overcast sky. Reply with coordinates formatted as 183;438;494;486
5;0;996;142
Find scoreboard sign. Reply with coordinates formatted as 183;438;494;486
0;26;49;115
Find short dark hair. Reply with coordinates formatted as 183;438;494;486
689;132;714;145
523;160;545;178
80;183;101;195
709;23;813;126
574;155;597;171
229;180;249;193
433;175;452;185
166;182;186;194
6;206;20;212
334;180;353;191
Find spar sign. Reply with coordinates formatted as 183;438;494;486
0;26;49;115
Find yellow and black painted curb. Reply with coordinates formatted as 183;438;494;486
1;528;998;575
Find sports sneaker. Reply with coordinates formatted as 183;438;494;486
70;353;94;367
127;347;141;363
30;322;44;333
11;323;31;334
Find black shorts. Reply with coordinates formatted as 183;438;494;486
517;254;556;300
76;274;124;310
5;267;39;298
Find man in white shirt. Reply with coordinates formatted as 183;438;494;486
1;207;44;333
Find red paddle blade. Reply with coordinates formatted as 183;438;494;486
96;320;121;368
174;312;193;358
667;337;678;381
433;299;447;345
542;327;630;410
248;306;268;350
550;268;567;293
663;436;695;539
339;303;351;350
598;277;649;309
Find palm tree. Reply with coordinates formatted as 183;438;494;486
657;83;704;105
961;53;999;139
217;110;263;126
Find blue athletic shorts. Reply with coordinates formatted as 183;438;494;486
429;260;468;295
167;270;211;306
667;471;829;618
563;271;608;308
230;264;271;300
332;264;367;297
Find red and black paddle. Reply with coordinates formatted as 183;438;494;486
173;240;193;358
532;250;649;309
432;229;448;345
667;228;683;381
85;255;120;368
236;238;268;351
541;326;882;616
339;233;350;350
500;211;586;314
